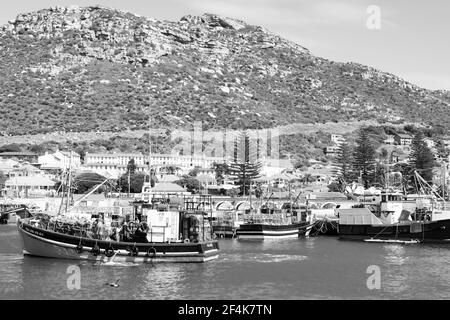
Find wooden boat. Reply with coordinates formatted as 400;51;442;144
17;218;219;263
236;221;312;239
1;204;35;225
17;196;220;263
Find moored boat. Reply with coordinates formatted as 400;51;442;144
337;187;450;243
236;202;314;240
17;197;220;263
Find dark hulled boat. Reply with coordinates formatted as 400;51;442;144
337;189;450;243
236;203;313;239
17;197;220;263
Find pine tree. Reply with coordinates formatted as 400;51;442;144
228;131;262;196
330;142;355;193
126;158;137;175
353;128;376;189
410;131;435;185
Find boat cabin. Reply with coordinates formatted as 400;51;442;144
131;195;214;243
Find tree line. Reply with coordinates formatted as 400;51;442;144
330;127;438;194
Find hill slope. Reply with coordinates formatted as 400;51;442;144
0;5;449;136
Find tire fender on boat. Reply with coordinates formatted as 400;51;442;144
91;245;101;256
105;247;115;258
75;243;84;254
146;247;157;257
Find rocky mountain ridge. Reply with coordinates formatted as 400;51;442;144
0;5;448;136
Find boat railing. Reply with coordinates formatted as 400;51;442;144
242;213;292;225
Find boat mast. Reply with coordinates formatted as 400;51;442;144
65;151;73;214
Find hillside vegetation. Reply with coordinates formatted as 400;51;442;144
0;5;449;137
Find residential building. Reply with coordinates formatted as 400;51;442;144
4;175;56;197
83;152;227;179
383;135;395;145
38;151;81;170
331;134;346;145
394;133;413;146
324;146;341;157
0;152;38;163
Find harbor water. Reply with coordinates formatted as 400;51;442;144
1;224;450;300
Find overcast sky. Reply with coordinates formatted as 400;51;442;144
1;0;449;91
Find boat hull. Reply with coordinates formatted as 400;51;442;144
212;225;236;238
338;219;450;243
18;221;219;263
236;222;312;240
311;219;338;236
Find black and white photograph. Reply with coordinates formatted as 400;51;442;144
0;0;449;307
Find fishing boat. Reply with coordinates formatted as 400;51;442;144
0;203;36;225
17;195;220;263
16;149;219;263
337;172;450;243
236;198;314;240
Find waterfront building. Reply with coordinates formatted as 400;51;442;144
4;175;56;197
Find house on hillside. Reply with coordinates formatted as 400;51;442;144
331;134;345;145
383;135;395;145
323;146;340;157
394;133;413;146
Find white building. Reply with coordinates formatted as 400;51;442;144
260;158;294;177
83;152;227;178
38;151;81;170
331;134;346;145
4;175;56;197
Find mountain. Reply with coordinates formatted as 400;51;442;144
0;5;449;137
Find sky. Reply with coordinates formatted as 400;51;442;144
1;0;449;91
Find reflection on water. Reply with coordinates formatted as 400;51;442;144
2;224;450;299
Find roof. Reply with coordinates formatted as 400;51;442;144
86;152;144;158
310;192;347;199
338;208;383;225
5;175;56;187
158;174;180;183
262;158;293;168
0;152;38;156
196;174;216;183
395;133;413;139
58;151;80;157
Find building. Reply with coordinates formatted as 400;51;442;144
0;152;38;163
4;175;56;197
260;158;293;177
331;134;346;145
38;151;81;171
197;174;217;189
83;152;227;178
394;133;413;146
324;146;341;157
383;135;395;145
0;159;43;178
